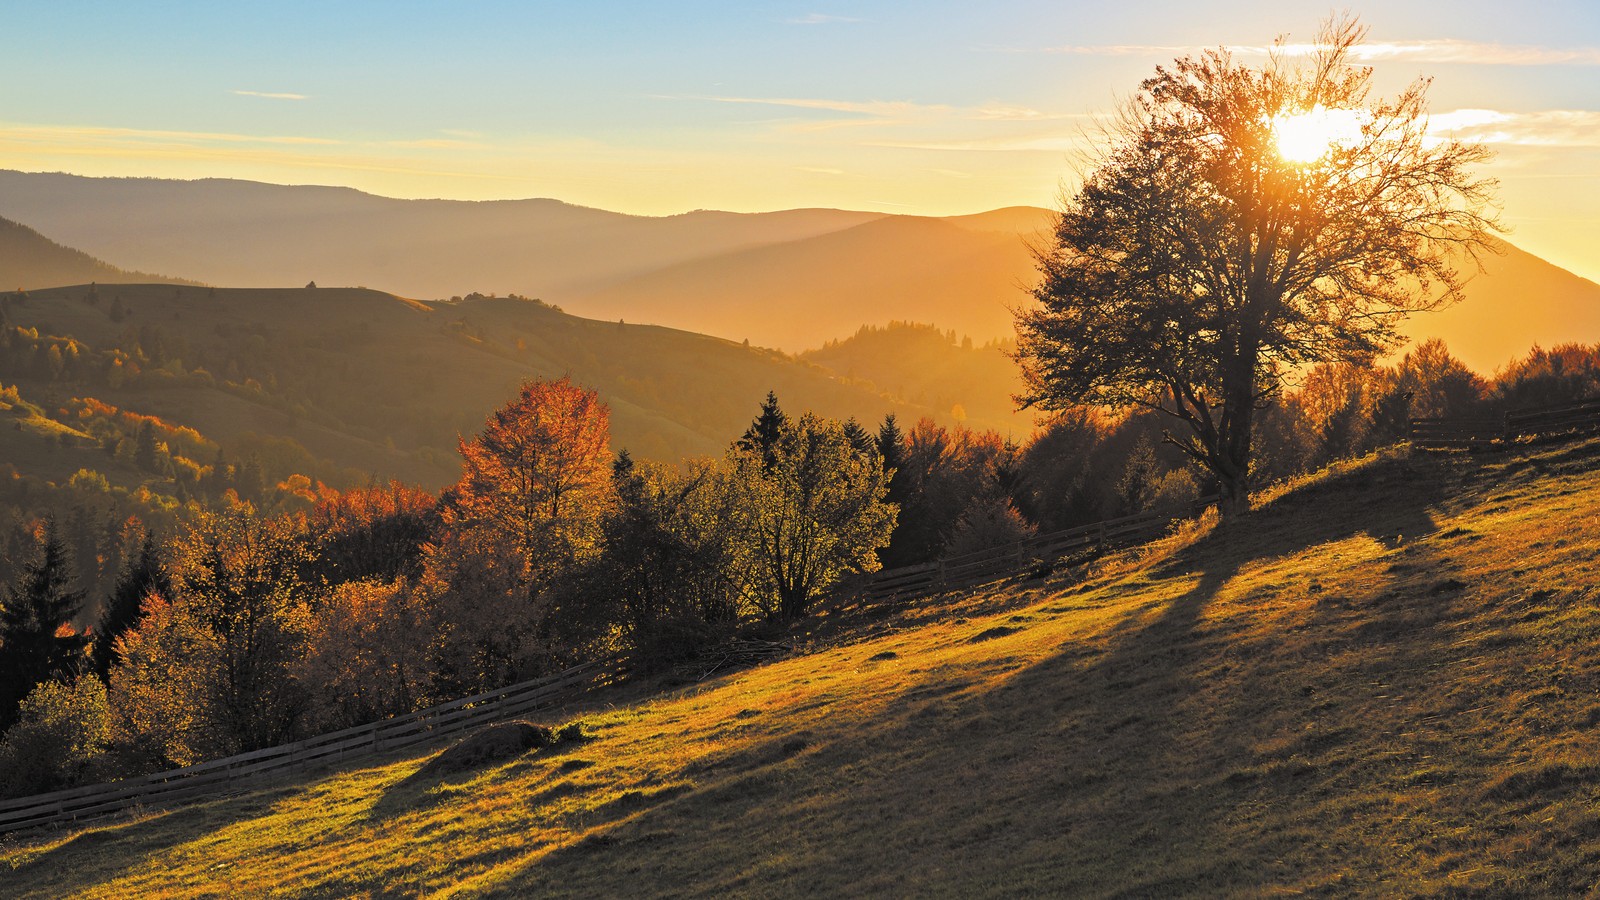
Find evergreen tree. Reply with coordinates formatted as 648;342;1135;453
876;414;905;474
736;391;789;472
0;521;89;727
94;533;169;677
134;421;160;472
842;417;875;458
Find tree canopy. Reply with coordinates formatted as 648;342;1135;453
1015;16;1498;516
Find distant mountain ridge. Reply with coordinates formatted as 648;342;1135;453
1;170;1596;372
0;170;884;301
0;215;190;290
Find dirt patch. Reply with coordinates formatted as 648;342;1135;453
969;625;1022;643
415;722;553;779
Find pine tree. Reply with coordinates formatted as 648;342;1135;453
842;417;875;458
876;414;905;474
736;391;789;473
94;533;168;677
0;520;89;727
134;420;160;472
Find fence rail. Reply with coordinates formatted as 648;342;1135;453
0;657;627;835
836;495;1220;608
1410;395;1600;450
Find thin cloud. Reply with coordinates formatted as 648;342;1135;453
231;89;308;100
5;123;339;146
689;95;1080;124
1430;109;1600;147
784;13;860;25
1025;39;1600;66
702;96;950;117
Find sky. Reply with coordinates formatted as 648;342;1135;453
1;1;1597;280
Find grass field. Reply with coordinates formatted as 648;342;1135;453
6;438;1600;897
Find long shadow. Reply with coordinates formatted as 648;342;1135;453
3;782;303;897
956;449;1477;894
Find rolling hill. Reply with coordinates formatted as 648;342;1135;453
575;211;1048;352
0;216;189;292
4;171;1595;371
8;436;1600;895
0;170;883;301
1399;239;1600;374
0;284;961;494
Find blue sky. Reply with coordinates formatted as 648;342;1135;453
2;1;1598;278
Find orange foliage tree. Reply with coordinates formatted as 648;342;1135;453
422;377;614;692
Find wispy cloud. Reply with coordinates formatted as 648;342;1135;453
1022;39;1600;66
784;13;860;25
386;138;488;150
5;123;339;146
231;89;308;100
701;96;950;118
690;95;1078;124
1429;109;1600;147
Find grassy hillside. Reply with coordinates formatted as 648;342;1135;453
9;437;1600;895
0;217;188;291
2;284;947;489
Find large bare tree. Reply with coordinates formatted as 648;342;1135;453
1015;17;1498;518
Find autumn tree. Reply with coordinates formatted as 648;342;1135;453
732;414;896;620
94;530;170;677
108;507;313;766
293;580;432;731
1015;16;1498;518
300;481;438;584
423;377;613;692
0;675;112;798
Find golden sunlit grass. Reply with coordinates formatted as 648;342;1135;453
9;439;1600;895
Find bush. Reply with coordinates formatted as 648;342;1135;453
0;676;112;798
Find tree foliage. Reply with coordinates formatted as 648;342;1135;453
108;507;313;766
732;412;896;620
0;519;89;727
1015;16;1498;516
423;377;614;692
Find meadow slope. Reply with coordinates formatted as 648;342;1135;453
7;438;1600;896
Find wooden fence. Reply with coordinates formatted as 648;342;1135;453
837;497;1219;608
0;656;627;836
1410;396;1600;450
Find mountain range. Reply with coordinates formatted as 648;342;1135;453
1;170;1595;374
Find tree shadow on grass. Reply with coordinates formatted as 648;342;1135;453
2;783;302;898
951;449;1481;895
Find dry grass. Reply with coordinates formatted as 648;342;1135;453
8;439;1600;897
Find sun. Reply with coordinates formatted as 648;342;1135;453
1272;105;1366;164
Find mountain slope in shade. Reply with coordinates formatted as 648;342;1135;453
800;322;1030;436
0;171;883;301
2;284;955;489
1399;239;1600;374
0;216;189;290
577;213;1047;351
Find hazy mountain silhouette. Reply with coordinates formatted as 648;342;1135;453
1399;239;1600;374
0;171;883;300
0;216;190;290
2;170;1596;373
